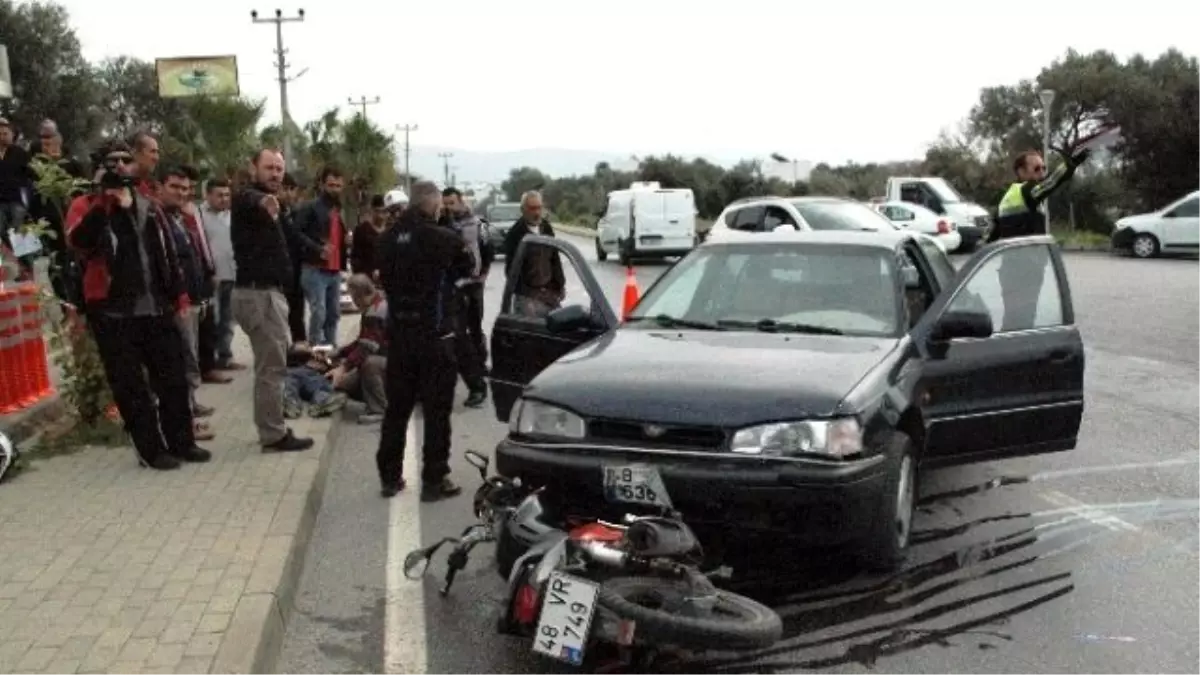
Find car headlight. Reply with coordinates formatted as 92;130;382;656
730;418;863;458
1114;220;1129;230
509;399;586;439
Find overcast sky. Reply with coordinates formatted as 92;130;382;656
62;0;1197;164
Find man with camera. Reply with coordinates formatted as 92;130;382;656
64;140;210;470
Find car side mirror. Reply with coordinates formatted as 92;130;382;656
930;310;993;343
545;304;592;333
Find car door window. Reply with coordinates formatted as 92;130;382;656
889;206;915;222
901;246;936;329
504;244;593;319
1166;197;1199;218
763;206;797;230
731;206;765;231
945;244;1064;333
917;238;956;289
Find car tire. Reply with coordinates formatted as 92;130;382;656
1132;233;1160;259
859;433;917;573
618;238;633;266
595;237;608;262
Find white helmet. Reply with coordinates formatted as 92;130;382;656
383;189;409;210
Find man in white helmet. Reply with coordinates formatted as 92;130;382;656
383;189;409;215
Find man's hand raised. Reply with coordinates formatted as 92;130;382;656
260;194;281;219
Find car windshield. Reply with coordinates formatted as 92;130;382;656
488;205;522;222
627;243;901;337
924;178;963;203
791;200;898;231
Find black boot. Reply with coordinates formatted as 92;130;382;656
421;477;463;502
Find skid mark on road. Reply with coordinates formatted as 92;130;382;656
385;421;427;673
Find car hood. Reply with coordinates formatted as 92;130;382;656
944;202;989;219
526;329;898;427
1115;213;1157;228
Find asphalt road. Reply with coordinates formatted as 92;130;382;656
276;235;1199;674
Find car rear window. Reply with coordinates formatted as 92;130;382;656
792;200;897;231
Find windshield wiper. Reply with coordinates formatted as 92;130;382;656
625;314;724;331
717;318;844;335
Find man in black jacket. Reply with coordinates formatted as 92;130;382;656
65;140;210;470
279;173;307;343
375;180;475;501
502;190;565;317
230;149;313;453
293;166;349;347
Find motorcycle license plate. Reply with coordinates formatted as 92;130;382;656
531;572;599;665
602;464;673;508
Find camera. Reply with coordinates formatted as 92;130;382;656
98;155;135;190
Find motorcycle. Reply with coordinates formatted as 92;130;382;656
404;453;782;668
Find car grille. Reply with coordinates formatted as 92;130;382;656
587;419;726;450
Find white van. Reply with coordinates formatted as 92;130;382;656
595;182;697;264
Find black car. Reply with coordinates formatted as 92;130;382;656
486;202;523;258
487;230;1085;570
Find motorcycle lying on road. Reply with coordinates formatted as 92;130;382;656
403;451;782;669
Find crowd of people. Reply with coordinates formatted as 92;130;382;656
0;116;549;501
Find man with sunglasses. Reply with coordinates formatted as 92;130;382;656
987;146;1091;330
64;140;210;470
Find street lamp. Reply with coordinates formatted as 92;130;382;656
1039;89;1056;231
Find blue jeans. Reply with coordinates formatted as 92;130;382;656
300;265;341;347
284;367;335;406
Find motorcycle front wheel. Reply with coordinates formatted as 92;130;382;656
597;576;781;651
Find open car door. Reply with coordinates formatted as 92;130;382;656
911;235;1085;467
489;235;618;423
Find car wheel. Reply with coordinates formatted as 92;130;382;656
595;237;608;262
1132;233;1160;259
859;433;917;573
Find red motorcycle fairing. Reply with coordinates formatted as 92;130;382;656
568;521;625;544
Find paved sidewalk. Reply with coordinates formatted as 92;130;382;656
0;317;358;674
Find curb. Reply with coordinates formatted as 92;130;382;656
211;413;344;674
553;223;598;239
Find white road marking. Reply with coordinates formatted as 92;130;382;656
1029;456;1199;482
385;420;427;674
1039;490;1143;533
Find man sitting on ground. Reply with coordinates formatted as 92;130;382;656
283;343;349;419
327;274;389;424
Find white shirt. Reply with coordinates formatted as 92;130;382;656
200;203;236;281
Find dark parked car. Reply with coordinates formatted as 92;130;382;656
487;230;1085;570
486;202;522;257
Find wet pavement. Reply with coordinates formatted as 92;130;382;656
276;239;1198;674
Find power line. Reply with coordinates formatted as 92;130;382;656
396;123;418;195
250;8;307;171
347;95;381;121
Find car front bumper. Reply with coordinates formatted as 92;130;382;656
494;438;891;545
1111;227;1135;251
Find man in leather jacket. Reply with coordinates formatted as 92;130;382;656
293;166;350;346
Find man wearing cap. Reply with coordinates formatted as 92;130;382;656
0;117;35;256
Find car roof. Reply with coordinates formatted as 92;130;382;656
725;195;857;208
702;228;916;251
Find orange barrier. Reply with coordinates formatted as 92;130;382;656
18;284;53;401
621;265;641;321
0;288;20;413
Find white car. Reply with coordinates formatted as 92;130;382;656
874;201;964;253
707;196;950;253
1110;190;1199;258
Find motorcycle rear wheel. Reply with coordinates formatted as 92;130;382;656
597;576;781;651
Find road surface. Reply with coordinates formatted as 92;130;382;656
277;235;1199;674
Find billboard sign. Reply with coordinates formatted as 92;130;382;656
155;55;240;98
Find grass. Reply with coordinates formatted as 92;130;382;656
1051;226;1110;249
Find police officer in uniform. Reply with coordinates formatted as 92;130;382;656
987;145;1090;330
375;181;474;500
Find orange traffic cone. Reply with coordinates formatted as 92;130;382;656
621;266;640;321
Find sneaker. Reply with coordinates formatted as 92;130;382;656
193;422;215;441
420;477;463;502
138;453;181;471
380;477;407;498
283;400;304;419
194;403;215;418
171;446;212;463
309;392;349;418
463;390;487;409
263;430;314;453
216;360;247;371
202;371;233;384
358;412;384;425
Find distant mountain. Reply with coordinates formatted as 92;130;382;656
402;146;640;184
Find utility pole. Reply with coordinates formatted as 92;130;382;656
438;152;454;188
395;123;418;195
251;8;307;171
1039;89;1056;233
347;95;381;121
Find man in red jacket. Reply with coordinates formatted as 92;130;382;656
64;140;211;470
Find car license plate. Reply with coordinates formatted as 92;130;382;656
602;464;673;508
531;572;599;665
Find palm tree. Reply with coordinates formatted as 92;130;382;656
163;95;265;181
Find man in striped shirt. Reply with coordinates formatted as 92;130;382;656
329;274;389;424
